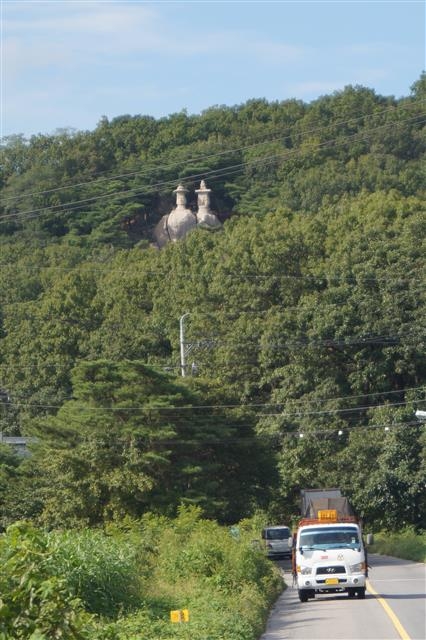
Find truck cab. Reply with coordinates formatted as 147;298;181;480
294;512;368;602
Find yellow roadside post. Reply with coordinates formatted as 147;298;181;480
170;609;190;623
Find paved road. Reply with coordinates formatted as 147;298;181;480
367;554;425;640
260;555;425;640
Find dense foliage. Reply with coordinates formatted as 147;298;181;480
0;77;425;533
370;528;426;563
0;510;283;639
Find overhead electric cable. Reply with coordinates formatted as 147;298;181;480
0;262;423;287
1;362;424;409
2;398;416;415
1;113;425;223
26;420;425;447
2;98;424;204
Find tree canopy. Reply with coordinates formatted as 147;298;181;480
0;79;425;529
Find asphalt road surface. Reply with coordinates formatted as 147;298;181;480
260;554;425;640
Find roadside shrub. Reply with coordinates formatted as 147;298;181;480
144;507;283;639
0;513;283;639
48;529;143;617
0;522;93;639
370;528;426;562
99;585;268;640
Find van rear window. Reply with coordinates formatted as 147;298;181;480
265;528;290;540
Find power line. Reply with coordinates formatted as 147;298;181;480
201;331;423;346
0;260;423;285
2;98;424;205
166;332;424;356
0;376;423;409
2;398;418;416
0;330;422;380
0;328;423;378
1;112;425;223
27;420;425;447
258;400;412;418
272;419;424;443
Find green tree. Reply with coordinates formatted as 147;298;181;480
20;361;267;526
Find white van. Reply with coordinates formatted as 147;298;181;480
262;525;292;559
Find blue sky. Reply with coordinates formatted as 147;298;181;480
1;0;425;139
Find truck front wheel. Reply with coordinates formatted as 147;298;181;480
299;590;309;603
357;587;366;599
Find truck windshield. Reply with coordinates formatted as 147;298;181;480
300;527;359;550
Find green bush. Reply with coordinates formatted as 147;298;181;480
369;528;426;563
47;529;144;617
0;512;283;639
142;507;283;640
0;522;93;639
98;507;283;639
101;584;271;640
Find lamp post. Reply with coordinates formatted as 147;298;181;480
180;313;190;377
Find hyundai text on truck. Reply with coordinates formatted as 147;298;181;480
292;488;372;602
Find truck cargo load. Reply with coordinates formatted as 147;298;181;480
300;488;354;520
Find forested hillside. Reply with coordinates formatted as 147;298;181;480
0;77;425;531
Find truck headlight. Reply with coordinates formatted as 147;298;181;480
297;566;312;575
349;562;365;573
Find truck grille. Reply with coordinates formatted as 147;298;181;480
316;566;345;575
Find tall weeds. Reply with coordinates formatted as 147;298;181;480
0;509;283;639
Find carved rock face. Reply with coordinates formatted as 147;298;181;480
153;181;222;248
197;211;221;229
167;207;197;240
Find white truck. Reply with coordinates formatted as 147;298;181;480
292;489;371;602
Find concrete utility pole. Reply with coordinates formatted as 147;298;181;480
0;389;10;439
180;313;190;377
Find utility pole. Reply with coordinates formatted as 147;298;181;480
180;313;190;377
0;389;10;439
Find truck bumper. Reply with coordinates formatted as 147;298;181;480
267;550;292;559
298;574;366;592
